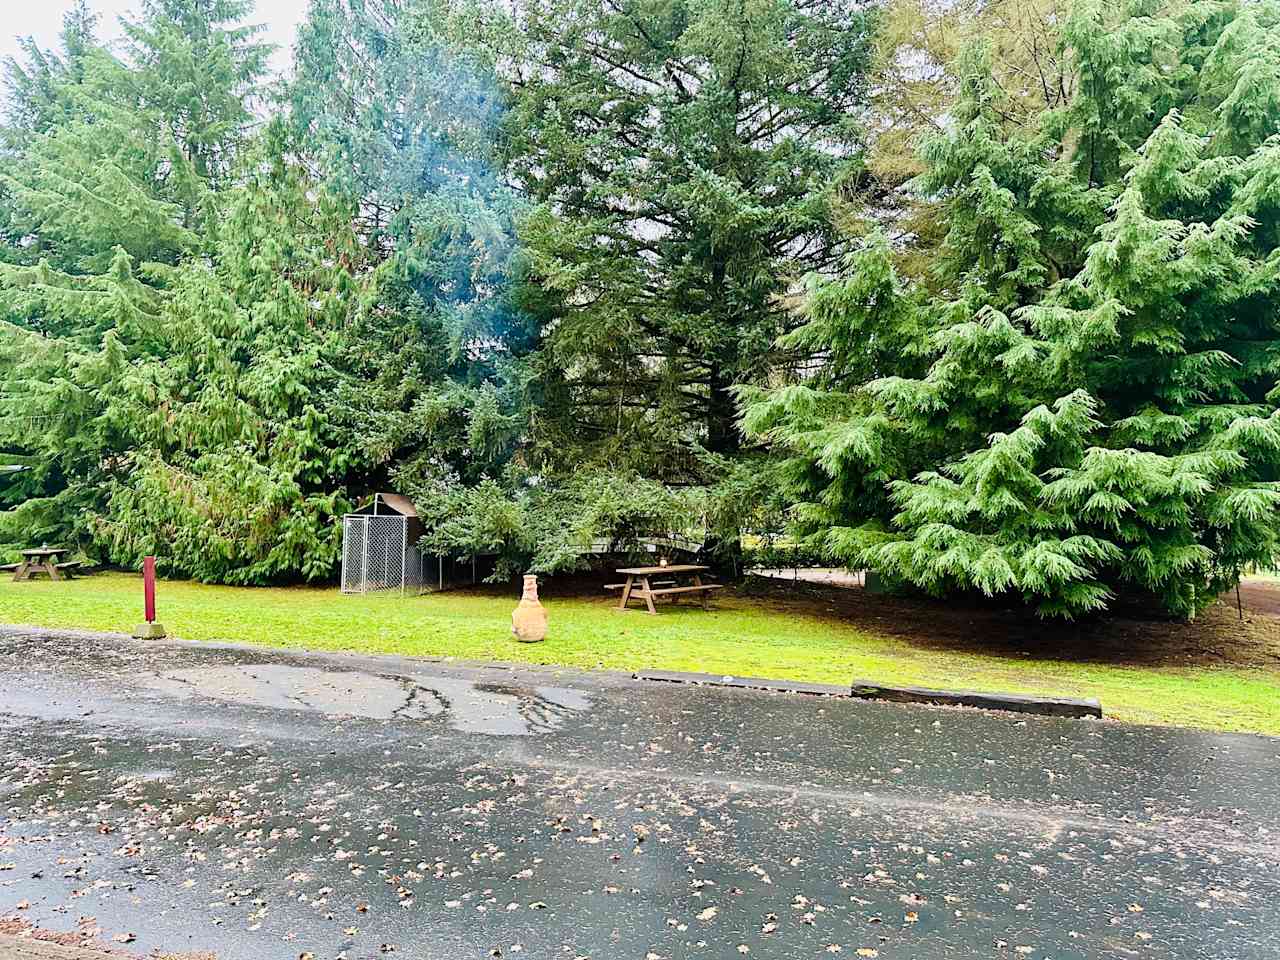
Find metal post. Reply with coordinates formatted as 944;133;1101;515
340;517;348;593
361;517;370;593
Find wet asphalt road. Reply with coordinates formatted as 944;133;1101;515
1;627;1278;960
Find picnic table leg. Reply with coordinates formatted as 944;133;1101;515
12;560;30;582
693;574;709;610
618;574;635;610
43;561;62;582
641;577;658;614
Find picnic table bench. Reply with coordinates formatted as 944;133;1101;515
608;564;722;614
10;546;78;582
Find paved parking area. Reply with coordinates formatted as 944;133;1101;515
1;627;1278;959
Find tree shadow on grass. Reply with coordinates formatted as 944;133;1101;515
737;575;1280;670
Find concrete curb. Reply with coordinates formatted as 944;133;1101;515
632;669;849;697
631;668;1102;719
850;681;1103;718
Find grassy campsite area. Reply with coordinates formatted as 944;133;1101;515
3;571;1279;736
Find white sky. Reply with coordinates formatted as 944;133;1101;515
0;0;311;76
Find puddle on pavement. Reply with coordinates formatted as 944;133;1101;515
147;664;590;736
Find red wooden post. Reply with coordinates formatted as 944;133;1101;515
143;556;156;623
133;556;165;640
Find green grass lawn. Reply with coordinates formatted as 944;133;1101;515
3;571;1279;736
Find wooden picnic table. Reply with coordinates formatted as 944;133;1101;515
609;564;722;614
10;546;77;582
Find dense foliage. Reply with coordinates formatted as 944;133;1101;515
290;0;538;495
481;0;874;475
744;0;1280;617
396;0;874;572
2;0;1277;618
0;0;276;567
0;0;532;580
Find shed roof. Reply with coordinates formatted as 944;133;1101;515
376;492;418;517
351;492;419;518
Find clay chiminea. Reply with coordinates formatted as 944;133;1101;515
511;573;548;643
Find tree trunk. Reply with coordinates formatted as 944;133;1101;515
702;363;744;577
705;362;740;455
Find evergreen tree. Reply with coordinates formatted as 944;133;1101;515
98;133;374;582
119;0;271;184
1;1;99;139
462;0;874;478
0;0;269;555
744;0;1280;618
856;0;1078;278
289;0;537;503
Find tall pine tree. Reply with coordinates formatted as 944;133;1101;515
458;0;874;479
